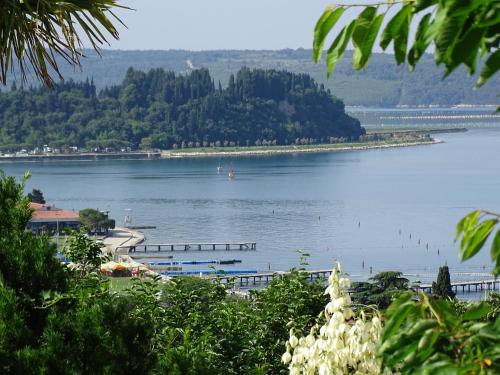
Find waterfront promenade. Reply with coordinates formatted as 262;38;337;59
102;227;145;258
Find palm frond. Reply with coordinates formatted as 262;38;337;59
0;0;128;86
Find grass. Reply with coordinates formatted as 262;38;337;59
108;277;136;293
51;234;106;251
51;236;70;250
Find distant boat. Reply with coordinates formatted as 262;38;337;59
218;259;242;265
229;161;235;179
217;160;222;174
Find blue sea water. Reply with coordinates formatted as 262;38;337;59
2;119;499;287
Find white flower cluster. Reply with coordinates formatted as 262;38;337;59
282;263;384;375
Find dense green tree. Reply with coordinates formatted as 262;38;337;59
79;208;116;235
432;265;456;300
0;172;67;372
248;270;328;374
0;172;67;301
30;294;158;375
27;188;45;204
0;68;364;151
351;271;409;309
62;231;108;278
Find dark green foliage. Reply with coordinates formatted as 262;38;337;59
28;295;158;375
0;172;67;303
379;292;500;374
0;68;363;151
248;270;329;374
351;271;409;309
79;208;115;234
27;188;45;204
0;172;156;374
432;265;456;299
450;292;500;322
0;172;67;372
0;286;31;374
156;272;327;375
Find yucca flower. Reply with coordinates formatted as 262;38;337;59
283;262;385;374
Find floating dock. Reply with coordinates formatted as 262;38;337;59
162;269;258;276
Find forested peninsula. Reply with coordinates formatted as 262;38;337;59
0;68;364;151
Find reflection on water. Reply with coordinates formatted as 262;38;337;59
2;126;500;287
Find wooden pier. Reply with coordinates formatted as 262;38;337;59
415;279;499;294
208;269;332;287
208;271;498;293
118;241;257;253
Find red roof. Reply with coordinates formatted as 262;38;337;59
29;202;45;210
31;210;80;221
30;202;80;221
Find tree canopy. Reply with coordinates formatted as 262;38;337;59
432;265;456;299
79;208;115;235
0;67;364;151
350;271;410;309
27;189;45;204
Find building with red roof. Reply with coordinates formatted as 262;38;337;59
28;202;81;234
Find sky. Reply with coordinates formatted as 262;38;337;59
108;0;348;50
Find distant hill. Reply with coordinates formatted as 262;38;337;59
0;68;363;151
6;49;498;107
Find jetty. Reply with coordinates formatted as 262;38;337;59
207;271;498;293
118;241;257;253
414;279;499;294
207;269;332;287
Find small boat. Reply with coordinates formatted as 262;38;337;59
228;161;235;179
218;259;242;265
217;160;222;174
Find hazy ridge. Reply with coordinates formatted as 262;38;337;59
9;49;498;107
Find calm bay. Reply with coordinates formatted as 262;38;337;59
2;122;499;286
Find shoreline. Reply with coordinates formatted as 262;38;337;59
0;136;446;164
0;152;160;163
161;139;443;159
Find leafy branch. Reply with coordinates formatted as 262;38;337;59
314;0;499;92
455;210;500;276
